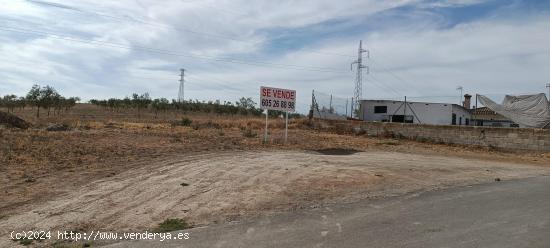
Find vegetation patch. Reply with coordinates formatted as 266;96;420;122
241;128;258;138
51;240;92;248
153;218;191;233
12;237;33;246
180;117;192;126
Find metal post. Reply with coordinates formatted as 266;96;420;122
311;90;315;112
474;94;478;126
264;109;268;143
345;99;348;117
404;96;407;123
178;69;185;102
350;97;354;118
285;111;288;143
329;94;333;112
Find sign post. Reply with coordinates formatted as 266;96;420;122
260;86;296;144
264;109;268;143
285;111;288;143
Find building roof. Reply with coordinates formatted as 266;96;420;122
360;99;469;110
470;107;511;121
361;99;453;105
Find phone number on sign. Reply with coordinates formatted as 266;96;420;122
261;99;295;110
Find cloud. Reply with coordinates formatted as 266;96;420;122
420;0;489;8
0;0;549;113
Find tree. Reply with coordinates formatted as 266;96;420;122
132;93;151;118
15;97;26;111
236;97;255;109
235;97;259;115
26;84;41;117
65;97;80;111
25;84;66;117
1;95;17;113
38;85;60;116
151;98;170;118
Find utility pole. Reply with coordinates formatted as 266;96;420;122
404;96;407;122
345;98;348;117
178;68;185;102
329;94;333;113
351;40;368;119
474;94;478;126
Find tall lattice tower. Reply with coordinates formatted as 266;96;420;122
351;40;368;118
178;68;185;102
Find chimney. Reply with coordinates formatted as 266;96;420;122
463;94;472;109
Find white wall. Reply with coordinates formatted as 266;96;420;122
361;100;473;125
452;105;473;125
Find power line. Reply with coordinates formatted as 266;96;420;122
368;74;403;98
24;0;355;58
369;59;413;89
0;25;349;73
124;72;244;93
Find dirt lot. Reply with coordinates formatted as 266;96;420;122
2;105;550;247
2;150;550;247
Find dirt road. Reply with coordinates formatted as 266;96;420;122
106;176;550;248
1;150;549;247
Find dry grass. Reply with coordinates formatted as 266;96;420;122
1;104;549;220
0;104;352;217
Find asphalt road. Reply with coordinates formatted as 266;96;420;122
104;176;550;248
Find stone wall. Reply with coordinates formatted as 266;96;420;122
322;121;550;152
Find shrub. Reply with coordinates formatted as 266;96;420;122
180;117;192;126
241;128;257;138
154;218;190;232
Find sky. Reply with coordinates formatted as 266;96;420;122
1;0;550;113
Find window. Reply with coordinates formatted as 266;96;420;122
374;106;387;114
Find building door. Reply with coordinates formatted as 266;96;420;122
390;115;413;123
452;114;456;125
392;115;404;123
459;117;462;125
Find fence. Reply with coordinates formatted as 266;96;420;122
310;90;353;120
313;120;550;152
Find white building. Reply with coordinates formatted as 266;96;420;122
359;95;473;126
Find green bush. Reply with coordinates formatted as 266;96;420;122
154;218;190;233
180;117;192;126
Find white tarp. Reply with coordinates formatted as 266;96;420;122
478;94;550;128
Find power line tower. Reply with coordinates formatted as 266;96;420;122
178;68;185;102
351;40;368;118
